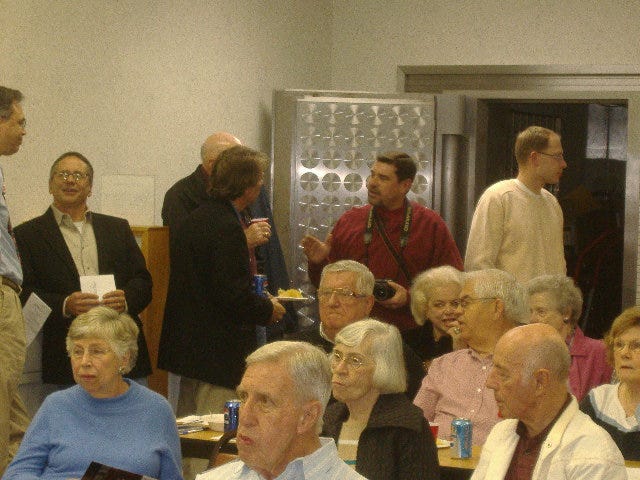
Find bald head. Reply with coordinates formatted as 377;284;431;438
498;323;570;382
200;132;242;174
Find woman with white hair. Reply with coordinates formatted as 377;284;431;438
322;319;439;480
4;307;182;479
404;265;464;369
527;274;612;400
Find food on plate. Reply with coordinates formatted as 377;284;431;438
277;288;304;298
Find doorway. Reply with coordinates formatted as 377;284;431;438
400;65;640;337
483;101;626;337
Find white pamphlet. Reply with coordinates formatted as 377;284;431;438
80;274;116;301
22;293;52;347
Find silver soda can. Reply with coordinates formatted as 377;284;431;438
224;399;241;432
450;418;472;458
254;274;268;297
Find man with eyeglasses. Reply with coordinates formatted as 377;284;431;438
13;151;153;388
414;268;529;445
0;86;30;476
302;151;463;332
465;126;567;283
287;260;425;399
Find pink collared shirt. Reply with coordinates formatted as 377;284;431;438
413;348;499;445
568;327;612;401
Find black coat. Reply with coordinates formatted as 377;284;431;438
402;324;453;362
161;166;297;338
14;208;153;384
158;197;273;389
161;165;209;247
323;393;440;480
287;325;425;400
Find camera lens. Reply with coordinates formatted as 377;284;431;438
373;279;394;301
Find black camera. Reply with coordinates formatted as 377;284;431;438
373;279;395;301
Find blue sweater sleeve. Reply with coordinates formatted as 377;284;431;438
4;383;183;480
3;396;55;479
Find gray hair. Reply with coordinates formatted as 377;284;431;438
0;86;23;119
526;275;583;326
410;265;463;326
334;318;406;394
465;269;528;325
320;260;375;295
246;341;331;432
65;306;139;373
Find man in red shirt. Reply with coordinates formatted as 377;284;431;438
302;151;462;331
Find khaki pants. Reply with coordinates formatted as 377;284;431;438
177;378;236;480
0;286;30;476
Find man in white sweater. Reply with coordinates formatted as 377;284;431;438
472;323;626;480
465;126;567;283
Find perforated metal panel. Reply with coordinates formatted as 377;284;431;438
290;97;436;324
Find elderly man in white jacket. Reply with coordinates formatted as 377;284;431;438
471;323;626;480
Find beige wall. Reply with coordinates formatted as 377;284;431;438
4;1;640;225
330;0;640;91
0;0;332;225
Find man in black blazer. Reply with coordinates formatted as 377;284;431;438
14;151;152;385
158;145;285;417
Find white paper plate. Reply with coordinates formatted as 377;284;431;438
275;296;310;302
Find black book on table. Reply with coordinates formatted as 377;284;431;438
81;461;157;480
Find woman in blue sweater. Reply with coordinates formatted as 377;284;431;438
3;307;182;479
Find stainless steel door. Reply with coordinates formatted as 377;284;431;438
273;91;436;326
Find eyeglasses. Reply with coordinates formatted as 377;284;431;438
53;170;90;182
317;288;368;302
613;340;640;354
69;346;112;360
536;151;565;161
459;297;496;309
329;350;371;370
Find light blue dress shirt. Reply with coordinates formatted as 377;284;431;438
0;167;22;285
196;437;366;480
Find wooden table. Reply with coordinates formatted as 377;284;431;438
181;430;477;479
180;429;225;460
180;431;639;479
437;445;478;480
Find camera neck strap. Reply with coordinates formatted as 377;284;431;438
363;203;413;283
